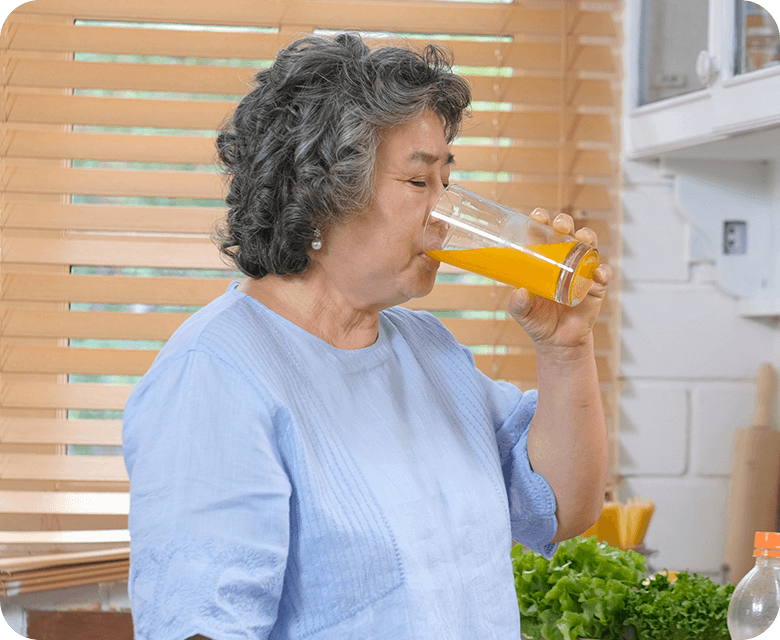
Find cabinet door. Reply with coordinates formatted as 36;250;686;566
638;0;710;106
627;0;780;158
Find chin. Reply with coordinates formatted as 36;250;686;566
388;257;438;305
408;270;439;300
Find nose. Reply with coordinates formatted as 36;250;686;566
427;181;449;214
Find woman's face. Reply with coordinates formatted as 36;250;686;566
312;109;452;310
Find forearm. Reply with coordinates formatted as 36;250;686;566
526;335;607;542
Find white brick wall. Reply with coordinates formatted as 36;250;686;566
619;158;780;576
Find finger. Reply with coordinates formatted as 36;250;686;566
552;213;575;236
527;208;550;245
594;263;612;286
529;207;550;225
585;264;612;301
574;226;598;248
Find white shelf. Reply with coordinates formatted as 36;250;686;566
737;298;780;318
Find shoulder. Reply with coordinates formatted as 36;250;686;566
146;283;281;381
126;284;292;423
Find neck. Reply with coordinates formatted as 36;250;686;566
237;270;381;350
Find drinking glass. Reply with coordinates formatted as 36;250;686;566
424;184;599;306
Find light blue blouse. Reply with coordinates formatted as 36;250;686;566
123;282;558;640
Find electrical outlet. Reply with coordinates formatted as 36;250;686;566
723;220;747;255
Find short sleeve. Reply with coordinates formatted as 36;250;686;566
465;350;559;559
122;350;292;640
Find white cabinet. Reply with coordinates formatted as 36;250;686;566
624;0;780;315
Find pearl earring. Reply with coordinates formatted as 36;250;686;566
311;229;323;250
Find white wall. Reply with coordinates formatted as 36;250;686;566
618;156;780;577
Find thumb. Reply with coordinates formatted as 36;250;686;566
508;287;534;320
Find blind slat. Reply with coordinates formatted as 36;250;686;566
4;165;225;200
466;111;616;143
2;273;612;314
3;130;219;164
459;180;613;211
3;237;227;269
4;202;612;244
3;309;188;341
0;454;129;483
4;24;617;72
0;491;128;515
3;344;611;380
1;382;132;410
6;94;616;143
3;345;157;376
469;75;614;108
0;530;130;544
4;58;256;95
0;419;123;446
13;2;618;37
1;379;612;413
4;167;611;210
4;130;615;177
3;273;231;305
472;353;612;382
3;202;222;234
5;59;616;107
439;317;612;350
454;145;614;177
3;308;611;349
6;93;236;130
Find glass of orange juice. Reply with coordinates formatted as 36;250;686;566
424;184;599;306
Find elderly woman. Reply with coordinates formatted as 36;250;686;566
122;32;611;640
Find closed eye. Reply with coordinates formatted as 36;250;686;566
409;180;427;187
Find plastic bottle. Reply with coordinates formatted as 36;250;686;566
727;531;780;639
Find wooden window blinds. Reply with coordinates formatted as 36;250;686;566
0;0;623;595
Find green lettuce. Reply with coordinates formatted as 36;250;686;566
620;571;734;640
512;536;646;640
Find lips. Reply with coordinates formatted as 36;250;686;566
421;241;444;254
420;251;440;269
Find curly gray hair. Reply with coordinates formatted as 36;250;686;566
214;32;471;278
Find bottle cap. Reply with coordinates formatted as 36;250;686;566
754;532;780;557
755;532;780;549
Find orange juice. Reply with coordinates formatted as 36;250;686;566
427;242;598;305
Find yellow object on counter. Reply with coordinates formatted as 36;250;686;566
581;497;655;551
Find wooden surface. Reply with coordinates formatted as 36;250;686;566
26;611;134;640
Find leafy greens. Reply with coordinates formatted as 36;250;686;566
512;536;734;640
512;536;645;640
620;571;734;640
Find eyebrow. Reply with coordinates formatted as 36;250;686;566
409;150;456;165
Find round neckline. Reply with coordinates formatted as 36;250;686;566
227;280;390;358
